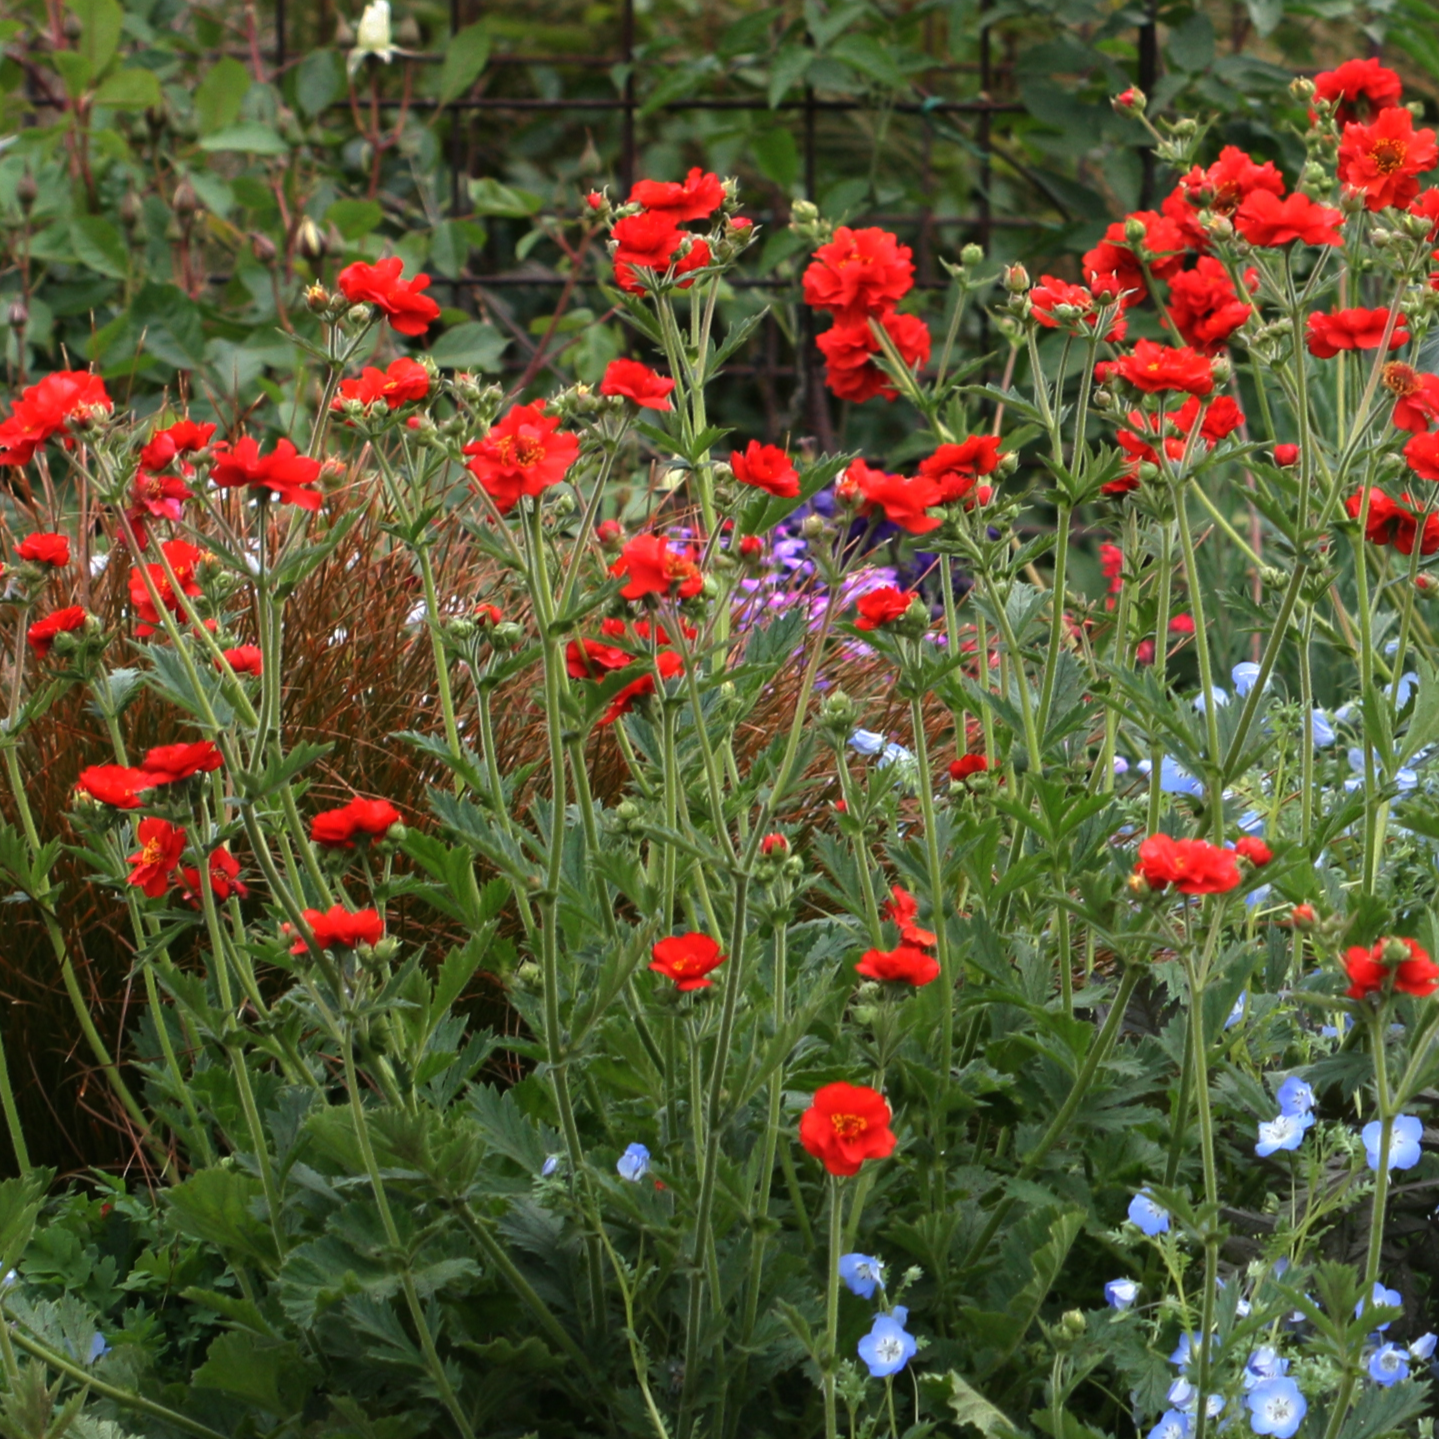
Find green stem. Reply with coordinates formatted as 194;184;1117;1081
1147;520;1175;835
823;1176;843;1439
1174;489;1223;843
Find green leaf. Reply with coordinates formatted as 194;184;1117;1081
437;21;491;106
1245;0;1284;37
193;1331;320;1415
1166;12;1215;70
325;198;384;239
0;1172;52;1271
92;65;162;109
69;216;128;281
194;55;250;133
467;176;544;217
65;0;122;81
768;42;811;108
131;281;207;369
830;34;907;89
751;126;798;188
427;320;509;370
294;48;342;117
927;1371;1023;1437
199;122;291;156
167;1170;279;1269
51;50;91;99
429;219;486;279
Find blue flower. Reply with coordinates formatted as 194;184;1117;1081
1136;756;1203;796
1321;1014;1354;1039
1355;1280;1402;1331
1368;1343;1410;1386
1114;755;1130;775
1232;662;1264;697
1244;1347;1289;1389
1226;993;1248;1028
1129;1190;1170;1236
1145;1410;1191;1439
1311;709;1337;747
838;1253;885;1299
1395;672;1419;708
1256;1112;1312;1157
1245;1377;1306;1438
1193;686;1229;713
1410;1332;1437;1361
540;1154;560;1177
848;729;886;756
1277;1076;1315;1117
1362;1113;1423;1172
856;1306;917;1378
85;1333;108;1364
616;1143;650;1181
1104;1278;1139;1309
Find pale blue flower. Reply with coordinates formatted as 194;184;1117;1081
1232;662;1264;696
1345;747;1418;791
616;1143;650;1181
1167;1377;1197;1409
540;1154;560;1177
1237;809;1265;834
848;729;886;756
838;1253;885;1299
1244;1347;1289;1389
1256;1112;1312;1156
1136;756;1204;796
1395;672;1419;708
1368;1343;1410;1386
85;1333;108;1364
1355;1280;1402;1331
857;1306;916;1377
1146;1410;1191;1439
878;741;914;770
1226;993;1247;1028
1194;686;1229;713
1114;755;1130;775
1362;1114;1423;1172
1277;1076;1315;1117
1410;1332;1436;1360
1246;1377;1306;1437
1311;709;1336;747
1129;1190;1170;1235
1321;1013;1354;1039
1104;1278;1139;1309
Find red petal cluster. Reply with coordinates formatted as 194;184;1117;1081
16;532;70;567
292;905;386;953
649;932;726;991
211;437;324;511
128;538;205;637
0;370;112;468
1306;307;1407;358
610;533;703;600
1339;108;1438;213
731;440;799;498
127;817;186;898
1082;210;1186;304
1234;190;1343;247
1030;276;1126;342
310;797;402;848
26;606;88;658
816;310;931;403
611;173;722;295
803;227;915;325
799;1082;897;1176
844;459;943;535
336;257;440;336
464;402;580;514
854;586;916;631
1166;258;1255;354
1112;339;1215;396
335;357;431;410
1347;487;1439;555
917;435;1004;507
178;847;248;906
1314;58;1403;125
141;741;223;783
1135;833;1242;895
1344;937;1439;999
599;358;675;411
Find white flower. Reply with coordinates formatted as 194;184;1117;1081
349;0;394;75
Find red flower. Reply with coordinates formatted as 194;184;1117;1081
610;533;704;600
1344;937;1439;999
600;650;684;726
129;539;204;637
218;645;263;676
1339;108;1438;213
310;797;402;848
759;832;789;857
798;1082;897;1177
464;402;580;514
1166;258;1254;354
0;370;112;467
803;227;915;324
731;440;799;498
336;257;440;336
126;817;186;898
141;741;223;784
1234;836;1273;866
1162;146;1286;247
1273;444;1300;466
1169;614;1196;635
1081;210;1187;304
950;754;989;780
1176;394;1246;446
600;358;675;411
1410;187;1439;239
1113;339;1214;397
1406;431;1439;481
1314;58;1403;125
292;905;385;953
1306;307;1407;358
854;586;916;631
1135;833;1242;895
816;311;932;403
1030;276;1126;342
139;419;216;472
179;847;248;906
16;532;70;567
26;605;87;657
917;435;1004;505
883;885;937;947
335;357;432;410
129;472;193;526
629;168;725;223
855;943;940;986
1234;190;1343;247
845;459;943;535
567;637;634;679
1382;363;1439;433
211;437;323;511
1347;487;1439;555
76;764;161;810
649;932;726;991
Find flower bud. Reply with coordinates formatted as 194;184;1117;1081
1112;86;1146;114
295;216;326;260
1209;354;1232;386
759;832;789;858
1060;1310;1086;1338
1124;216;1148;245
1290;76;1316;101
490;621;524;651
1003;262;1030;293
1126;873;1150;897
960;242;984;266
16;171;37;214
800;513;827;539
7;300;27;333
790;199;818;225
1169;117;1197;138
1272;443;1300;467
595;518;625;552
1339;186;1367;216
1290;904;1317;931
250;231;278;263
172;179;198;218
1417;572;1438;595
1381;936;1412;965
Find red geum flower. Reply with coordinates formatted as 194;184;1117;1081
211;437;324;511
0;370;112;467
1306;306;1408;358
16;532;70;567
610;533;704;600
76;764;162;810
1234;836;1273;866
1339;107;1438;212
816;310;932;403
600;358;676;411
26;605;88;658
846;459;943;535
1314;58;1403;125
464;402;580;515
139;418;216;472
1135;833;1242;895
309;796;401;848
334;357;432;410
1163;146;1286;245
1166;258;1255;354
738;535;764;560
1273;444;1301;466
629;168;726;223
1081;210;1187;304
142;741;223;783
731;440;799;498
798;1081;897;1177
649;932;726;991
336;256;440;336
178;846;248;906
803;227;915;324
1406;431;1439;481
1344;937;1439;999
1175;394;1246;446
1346;488;1439;555
1030;276;1126;342
1410;187;1439;239
759;832;789;857
1114;339;1215;396
950;754;989;780
566;637;633;679
218;645;263;676
599;649;684;725
918;435;1004;505
129;472;194;525
1234;189;1344;247
126;817;186;898
883;885;936;947
854;586;917;631
855;944;940;986
128;539;204;636
292;905;385;953
1169;614;1196;634
1382;363;1439;433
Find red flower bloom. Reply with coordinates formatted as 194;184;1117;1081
600;650;684;725
1406;431;1439;481
1314;58;1403;125
950;754;989;780
1234;189;1343;247
1339;107;1438;212
129;539;204;637
629;168;726;223
1081;210;1187;304
798;1082;897;1177
1234;836;1273;866
218;645;263;676
128;472;193;526
1030;276;1126;341
1166;258;1255;354
1169;614;1196;635
210;437;324;511
1113;339;1214;396
1347;488;1439;555
610;533;704;600
26;605;88;658
142;741;223;783
803;227;915;324
310;797;401;848
16;532;70;567
139;419;216;472
610;217;710;294
855;943;940;986
917;435;1005;505
567;637;634;679
1410;187;1439;239
1163;146;1286;247
464;402;580;514
336;257;440;336
731;440;799;498
1344;937;1439;999
1176;394;1246;446
816;311;932;403
649;932;726;991
845;459;943;535
179;847;248;906
854;586;916;631
1273;444;1300;466
1306;306;1408;358
0;370;112;467
600;358;676;411
126;817;186;898
883;885;937;947
1382;363;1439;433
76;764;162;810
335;357;432;410
292;905;385;953
1135;833;1242;895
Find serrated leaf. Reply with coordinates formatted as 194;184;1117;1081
437;22;491;106
193;1331;320;1415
